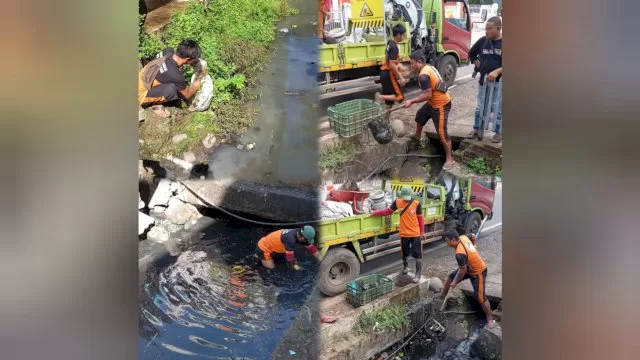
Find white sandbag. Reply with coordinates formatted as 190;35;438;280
189;60;214;112
321;201;354;220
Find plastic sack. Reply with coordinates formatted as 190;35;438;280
321;201;354;220
367;117;394;144
189;60;214;112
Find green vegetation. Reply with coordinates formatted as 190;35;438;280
494;164;502;177
357;304;409;334
138;0;295;159
138;15;164;60
319;144;356;171
467;157;490;175
467;156;502;176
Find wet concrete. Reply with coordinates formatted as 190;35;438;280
208;0;320;189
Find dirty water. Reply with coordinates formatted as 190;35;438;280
208;0;319;188
375;322;485;360
139;217;318;359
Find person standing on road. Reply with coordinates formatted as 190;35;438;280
374;24;409;111
468;16;503;143
138;39;205;118
369;185;425;283
404;51;456;170
440;229;497;329
255;226;320;270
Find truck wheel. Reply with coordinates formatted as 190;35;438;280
462;211;483;237
437;55;457;88
319;247;361;296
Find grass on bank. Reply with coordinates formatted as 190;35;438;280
138;0;296;159
319;143;356;171
357;304;410;334
467;156;502;176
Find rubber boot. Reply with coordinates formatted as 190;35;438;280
402;257;410;275
413;260;422;283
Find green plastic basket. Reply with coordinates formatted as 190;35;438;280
346;274;395;307
327;99;382;138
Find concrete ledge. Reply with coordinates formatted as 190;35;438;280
459;277;502;303
320;297;433;360
318;274;431;359
178;180;319;223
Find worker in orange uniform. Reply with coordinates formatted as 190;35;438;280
254;226;337;324
440;229;497;329
404;51;456;171
369;185;425;283
255;226;320;270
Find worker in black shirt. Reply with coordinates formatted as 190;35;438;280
374;24;410;112
138;39;204;118
468;17;502;143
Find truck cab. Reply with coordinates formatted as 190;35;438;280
319;0;473;90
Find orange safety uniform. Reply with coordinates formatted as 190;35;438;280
393;198;422;238
455;235;487;275
418;64;452;108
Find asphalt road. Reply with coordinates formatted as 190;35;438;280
362;181;502;275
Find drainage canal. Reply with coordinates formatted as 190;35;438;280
139;212;318;359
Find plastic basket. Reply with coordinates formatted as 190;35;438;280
327;99;382;138
346;274;395;307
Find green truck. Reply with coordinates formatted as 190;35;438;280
317;174;496;296
319;0;473;97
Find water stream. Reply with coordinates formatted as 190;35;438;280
139;217;318;359
208;0;320;188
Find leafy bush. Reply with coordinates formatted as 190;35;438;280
358;304;409;334
138;15;163;60
467;157;490;175
153;0;294;99
319;144;356;171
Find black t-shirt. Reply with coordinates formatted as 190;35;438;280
469;36;502;85
154;52;187;91
383;39;399;70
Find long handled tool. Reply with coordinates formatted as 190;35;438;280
477;75;497;141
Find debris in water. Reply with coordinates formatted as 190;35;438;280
289;350;296;356
292;24;298;28
237;144;244;150
279;28;289;33
247;143;255;150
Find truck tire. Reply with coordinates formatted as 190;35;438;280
318;247;361;296
461;211;482;237
437;54;457;88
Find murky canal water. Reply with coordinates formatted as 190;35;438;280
208;0;320;188
139;217;318;359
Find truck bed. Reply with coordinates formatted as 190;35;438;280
318;39;411;73
318;198;445;247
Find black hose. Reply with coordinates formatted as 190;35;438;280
362;153;441;182
179;181;323;226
